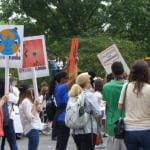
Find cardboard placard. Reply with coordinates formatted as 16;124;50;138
97;44;130;74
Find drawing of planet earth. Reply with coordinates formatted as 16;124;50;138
0;28;20;55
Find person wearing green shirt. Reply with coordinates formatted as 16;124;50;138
102;61;127;150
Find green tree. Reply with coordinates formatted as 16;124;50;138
0;0;149;46
0;0;106;38
104;0;150;44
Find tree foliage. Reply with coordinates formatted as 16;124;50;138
0;0;106;38
105;0;150;44
0;0;149;45
0;0;149;79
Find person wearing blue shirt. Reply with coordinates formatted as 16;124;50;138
48;71;74;150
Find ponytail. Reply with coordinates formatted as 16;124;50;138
47;76;56;97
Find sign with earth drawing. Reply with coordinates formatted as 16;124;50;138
0;25;24;68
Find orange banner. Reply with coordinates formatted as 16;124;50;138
67;38;79;79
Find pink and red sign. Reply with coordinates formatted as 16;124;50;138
23;38;45;68
18;35;49;80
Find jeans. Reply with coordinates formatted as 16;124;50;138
26;129;39;150
73;133;96;150
1;119;18;150
124;130;150;150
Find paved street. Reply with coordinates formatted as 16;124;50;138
5;134;107;150
5;135;76;150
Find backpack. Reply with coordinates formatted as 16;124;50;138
65;91;89;129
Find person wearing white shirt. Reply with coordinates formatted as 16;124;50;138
9;77;23;139
118;60;150;150
19;85;43;150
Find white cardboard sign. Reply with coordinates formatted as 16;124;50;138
97;44;130;74
18;35;49;80
18;66;49;80
0;25;24;68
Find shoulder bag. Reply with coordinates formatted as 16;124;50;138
114;83;128;139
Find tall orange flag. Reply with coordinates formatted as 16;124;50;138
67;38;79;79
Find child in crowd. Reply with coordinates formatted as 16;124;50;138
93;78;106;133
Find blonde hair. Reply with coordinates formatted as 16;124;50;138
69;84;82;97
76;73;91;88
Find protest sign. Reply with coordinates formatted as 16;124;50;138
67;38;79;79
18;35;49;99
97;44;130;74
0;25;24;93
0;25;24;68
18;66;49;80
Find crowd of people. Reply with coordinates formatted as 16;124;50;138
0;59;149;150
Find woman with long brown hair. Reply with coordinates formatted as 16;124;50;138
118;60;150;150
19;84;43;150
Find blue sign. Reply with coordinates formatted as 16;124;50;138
0;28;20;55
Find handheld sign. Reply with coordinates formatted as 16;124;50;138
0;25;24;68
67;38;79;79
97;44;130;74
0;25;24;94
18;35;49;99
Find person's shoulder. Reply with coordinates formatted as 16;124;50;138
22;98;31;104
12;86;18;90
94;91;100;95
58;83;67;90
103;80;114;89
56;84;68;94
84;90;96;100
94;91;102;96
